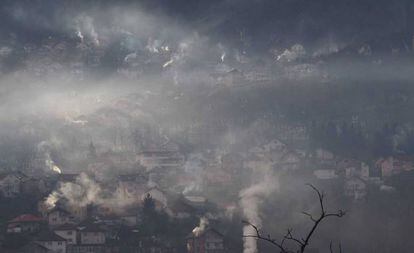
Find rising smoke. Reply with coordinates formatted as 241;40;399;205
239;167;279;253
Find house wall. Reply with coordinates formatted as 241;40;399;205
80;231;105;245
55;230;77;244
7;222;42;233
37;240;67;253
48;211;70;227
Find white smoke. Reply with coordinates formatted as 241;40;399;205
277;44;306;62
75;15;100;46
183;153;205;195
37;141;62;174
239;166;279;253
192;217;209;236
76;30;84;43
44;173;139;213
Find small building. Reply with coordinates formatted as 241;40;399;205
54;223;78;245
35;231;67;253
7;214;44;234
186;228;225;253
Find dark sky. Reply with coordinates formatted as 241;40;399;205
0;0;412;51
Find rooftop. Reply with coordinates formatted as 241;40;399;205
36;231;67;242
9;214;43;223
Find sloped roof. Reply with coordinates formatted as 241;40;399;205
36;231;66;242
9;214;43;223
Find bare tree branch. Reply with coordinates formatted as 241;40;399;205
243;184;346;253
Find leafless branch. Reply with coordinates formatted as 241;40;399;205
243;184;346;253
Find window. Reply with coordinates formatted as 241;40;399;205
58;242;62;246
67;231;73;235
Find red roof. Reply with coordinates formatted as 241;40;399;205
9;214;44;223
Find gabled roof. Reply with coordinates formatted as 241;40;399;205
35;231;66;242
9;214;43;223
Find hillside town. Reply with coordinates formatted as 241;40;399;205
0;134;412;253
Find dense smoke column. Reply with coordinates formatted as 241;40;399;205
239;167;278;253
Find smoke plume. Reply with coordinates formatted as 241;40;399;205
192;217;209;237
239;168;279;253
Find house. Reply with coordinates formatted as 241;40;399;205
35;231;67;253
54;223;78;245
376;156;414;177
344;177;367;201
186;228;225;253
48;207;71;227
0;171;29;198
78;222;106;245
7;214;44;234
